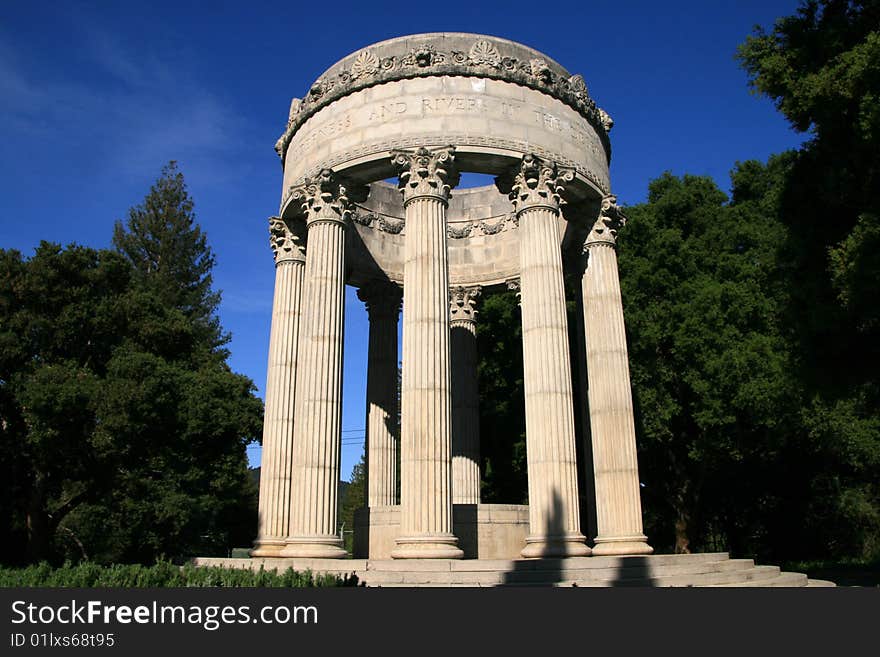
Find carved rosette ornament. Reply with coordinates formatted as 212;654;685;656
585;195;627;248
269;216;306;264
350;50;380;80
449;286;482;324
391;146;460;205
497;153;574;215
289;169;368;226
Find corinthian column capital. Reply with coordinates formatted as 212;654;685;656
357;280;403;320
496;153;574;215
449;285;482;324
289;168;368;226
585;194;627;249
391;146;460;205
269;216;306;264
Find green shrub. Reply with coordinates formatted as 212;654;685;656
0;561;358;587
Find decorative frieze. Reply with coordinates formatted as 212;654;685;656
274;36;613;163
351;210;406;234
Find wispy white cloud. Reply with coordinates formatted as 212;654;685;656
0;21;253;188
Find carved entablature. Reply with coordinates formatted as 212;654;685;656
269;216;306;264
357;280;403;320
585;195;627;249
274;35;612;164
448;213;518;239
391;146;460;205
496;153;574;215
288;169;369;226
351;210;406;234
449;285;482;323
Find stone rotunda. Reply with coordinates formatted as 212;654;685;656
252;32;654;562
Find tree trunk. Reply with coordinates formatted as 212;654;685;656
674;510;691;554
26;488;52;563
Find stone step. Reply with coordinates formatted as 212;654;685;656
806;579;836;587
714;571;809;587
192;554;831;587
361;560;765;587
360;552;729;573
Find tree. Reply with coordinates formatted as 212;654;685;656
619;169;799;556
338;452;366;554
476;290;527;504
113;161;226;353
0;244;134;562
0;164;263;565
737;0;880;560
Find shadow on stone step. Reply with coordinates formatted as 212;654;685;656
609;556;656;587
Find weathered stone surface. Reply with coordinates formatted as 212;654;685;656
392;147;462;559
358;281;402;508
252;34;659;567
252;218;306;557
581;196;652;556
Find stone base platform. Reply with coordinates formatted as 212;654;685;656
353;503;529;560
193;552;835;587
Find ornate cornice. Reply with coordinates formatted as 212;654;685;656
391;146;460;205
269;216;306;264
584;195;626;248
357;280;402;320
496;153;574;215
288;169;369;226
449;285;482;323
274;35;612;164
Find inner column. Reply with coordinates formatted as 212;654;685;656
450;285;482;505
497;154;590;558
391;146;463;559
358;280;403;507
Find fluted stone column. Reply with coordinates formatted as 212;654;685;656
282;170;367;558
450;285;482;505
391;146;463;559
252;217;306;557
498;154;590;558
358;281;402;507
581;196;652;556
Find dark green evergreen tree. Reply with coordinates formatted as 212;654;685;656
113;161;226;353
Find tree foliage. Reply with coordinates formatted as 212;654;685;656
113;161;226;353
735;0;880;560
620;166;799;556
0;163;262;566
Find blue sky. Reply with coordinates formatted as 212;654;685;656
0;1;806;480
